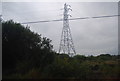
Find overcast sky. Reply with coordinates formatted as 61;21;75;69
2;2;118;56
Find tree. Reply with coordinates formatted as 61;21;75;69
2;20;54;75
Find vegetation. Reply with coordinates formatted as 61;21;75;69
2;20;120;80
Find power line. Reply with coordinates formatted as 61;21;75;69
21;15;119;24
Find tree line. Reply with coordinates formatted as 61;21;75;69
2;20;120;80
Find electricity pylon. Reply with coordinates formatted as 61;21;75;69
59;3;76;57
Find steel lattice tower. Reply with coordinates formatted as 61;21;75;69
59;3;76;56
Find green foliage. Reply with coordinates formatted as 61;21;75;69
2;20;54;75
2;20;120;80
73;55;86;63
97;54;112;60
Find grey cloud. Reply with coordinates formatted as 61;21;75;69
2;2;118;55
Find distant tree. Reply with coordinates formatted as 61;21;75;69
97;54;112;60
73;55;86;62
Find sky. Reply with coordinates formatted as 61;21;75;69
1;2;119;56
